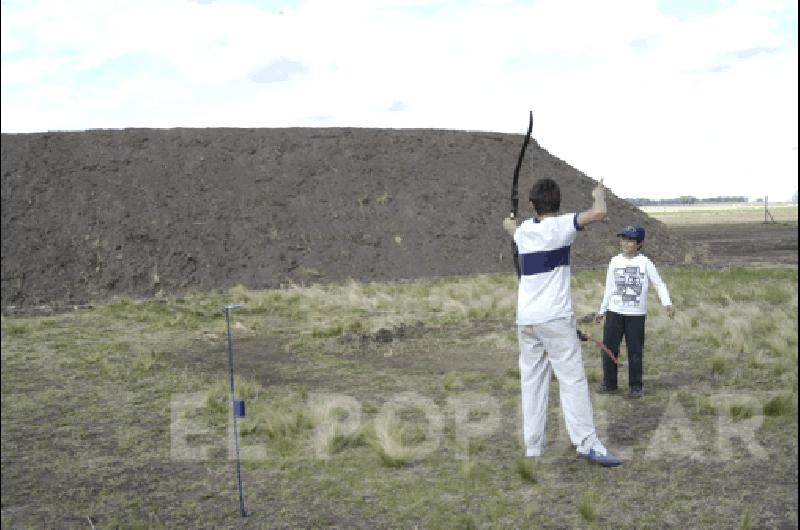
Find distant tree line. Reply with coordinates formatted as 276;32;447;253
625;196;749;206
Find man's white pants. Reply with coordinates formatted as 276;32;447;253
518;316;600;457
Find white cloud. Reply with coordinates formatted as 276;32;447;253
1;0;797;199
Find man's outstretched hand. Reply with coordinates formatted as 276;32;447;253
503;216;517;236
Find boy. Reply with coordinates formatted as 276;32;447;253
503;177;622;467
594;224;674;398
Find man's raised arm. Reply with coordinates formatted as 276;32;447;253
576;179;607;227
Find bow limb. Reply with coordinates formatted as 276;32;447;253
511;111;534;278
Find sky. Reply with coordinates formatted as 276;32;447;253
1;0;797;201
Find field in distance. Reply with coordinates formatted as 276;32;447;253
640;202;798;225
641;202;797;266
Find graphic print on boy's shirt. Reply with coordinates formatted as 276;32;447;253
613;266;644;307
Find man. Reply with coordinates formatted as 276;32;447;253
503;177;622;466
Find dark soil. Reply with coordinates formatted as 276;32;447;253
1;128;702;308
669;222;798;266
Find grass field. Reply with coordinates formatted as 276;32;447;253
2;207;798;528
641;202;798;225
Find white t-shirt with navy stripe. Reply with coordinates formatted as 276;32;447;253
513;213;582;325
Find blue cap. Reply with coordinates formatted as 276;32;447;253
617;223;645;241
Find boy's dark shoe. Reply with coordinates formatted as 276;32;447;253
597;383;618;394
628;387;643;398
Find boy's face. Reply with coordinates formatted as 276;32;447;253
620;237;641;256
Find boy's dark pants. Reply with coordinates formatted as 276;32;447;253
601;311;646;390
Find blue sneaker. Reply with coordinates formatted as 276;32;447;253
581;448;622;467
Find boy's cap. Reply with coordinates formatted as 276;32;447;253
617;224;645;241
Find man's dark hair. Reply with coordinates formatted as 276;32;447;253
529;178;561;215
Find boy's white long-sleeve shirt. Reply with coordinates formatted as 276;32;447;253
598;253;671;316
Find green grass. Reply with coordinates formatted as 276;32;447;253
739;509;752;530
576;490;600;524
763;393;797;417
515;457;539;483
2;265;797;528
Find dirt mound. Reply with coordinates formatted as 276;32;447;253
1;128;702;307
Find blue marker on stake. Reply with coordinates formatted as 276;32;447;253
224;304;249;517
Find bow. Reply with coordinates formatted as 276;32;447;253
511;110;534;278
577;329;622;366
